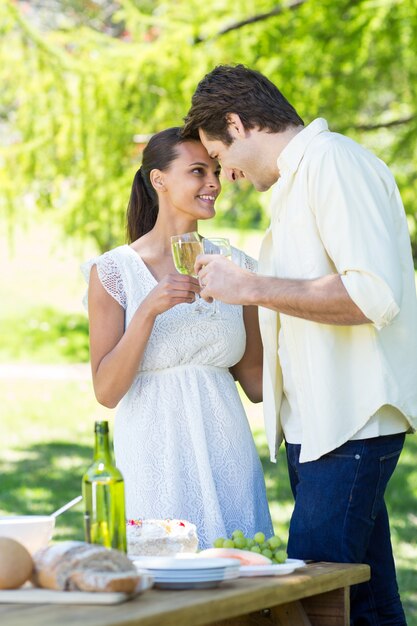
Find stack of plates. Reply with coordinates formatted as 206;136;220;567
131;556;240;590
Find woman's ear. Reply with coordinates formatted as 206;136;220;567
150;169;166;192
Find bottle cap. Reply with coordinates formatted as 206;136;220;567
94;421;109;434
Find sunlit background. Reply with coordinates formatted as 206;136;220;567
1;1;416;621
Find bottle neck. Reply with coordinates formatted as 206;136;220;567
93;431;113;463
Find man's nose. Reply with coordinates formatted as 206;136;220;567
223;168;237;182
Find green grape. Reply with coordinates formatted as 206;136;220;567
213;537;225;548
267;535;281;549
233;536;247;549
212;529;287;562
253;532;265;544
274;549;287;564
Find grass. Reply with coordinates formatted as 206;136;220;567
0;307;89;363
1;221;416;623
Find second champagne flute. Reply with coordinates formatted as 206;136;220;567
202;237;232;318
171;231;205;313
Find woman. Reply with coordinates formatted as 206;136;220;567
82;127;273;548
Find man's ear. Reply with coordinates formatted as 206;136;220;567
150;169;166;191
225;113;245;138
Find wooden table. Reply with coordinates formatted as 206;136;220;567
0;562;370;626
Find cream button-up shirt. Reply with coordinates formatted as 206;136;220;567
258;118;417;463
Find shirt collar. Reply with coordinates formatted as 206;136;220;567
277;118;329;175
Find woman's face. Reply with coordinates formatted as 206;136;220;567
154;141;221;221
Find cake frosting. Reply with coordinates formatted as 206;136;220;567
126;519;199;556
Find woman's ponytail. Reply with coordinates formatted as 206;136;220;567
126;166;158;243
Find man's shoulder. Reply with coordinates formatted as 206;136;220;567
310;126;359;153
302;125;396;192
306;126;383;170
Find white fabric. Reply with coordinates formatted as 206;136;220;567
350;405;410;440
258;118;417;463
82;244;273;549
279;330;410;444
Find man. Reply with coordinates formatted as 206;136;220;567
182;64;417;624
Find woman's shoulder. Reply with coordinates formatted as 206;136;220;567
80;245;129;309
100;244;131;263
81;244;129;275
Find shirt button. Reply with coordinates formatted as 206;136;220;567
355;454;360;460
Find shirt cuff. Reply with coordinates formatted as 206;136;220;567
340;270;400;330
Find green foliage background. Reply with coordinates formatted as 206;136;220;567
1;0;417;253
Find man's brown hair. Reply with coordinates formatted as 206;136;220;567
182;64;304;144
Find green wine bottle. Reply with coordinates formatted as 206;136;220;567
82;420;127;552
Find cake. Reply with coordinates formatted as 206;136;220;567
126;519;199;556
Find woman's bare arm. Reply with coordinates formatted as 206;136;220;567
88;266;199;408
229;305;263;403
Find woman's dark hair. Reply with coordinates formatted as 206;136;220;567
126;127;188;242
182;64;304;145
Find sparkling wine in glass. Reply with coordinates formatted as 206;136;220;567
171;231;205;312
202;237;232;318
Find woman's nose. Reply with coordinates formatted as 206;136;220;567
207;174;221;191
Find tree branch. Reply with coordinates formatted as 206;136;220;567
353;115;415;131
194;0;307;44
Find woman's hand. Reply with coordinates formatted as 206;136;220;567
141;273;200;317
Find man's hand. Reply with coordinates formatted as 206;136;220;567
195;254;253;305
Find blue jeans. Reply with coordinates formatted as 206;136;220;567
285;434;406;625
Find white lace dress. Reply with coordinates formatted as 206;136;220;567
82;244;273;548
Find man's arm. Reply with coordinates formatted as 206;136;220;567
248;272;369;325
196;255;369;325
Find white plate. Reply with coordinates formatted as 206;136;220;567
132;556;238;571
239;559;305;577
142;566;238;577
141;565;232;573
152;569;240;583
155;580;222;590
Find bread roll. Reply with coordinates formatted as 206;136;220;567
32;541;140;592
0;537;33;589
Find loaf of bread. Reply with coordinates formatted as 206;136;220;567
69;570;140;593
32;541;142;593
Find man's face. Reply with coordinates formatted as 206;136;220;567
199;127;276;192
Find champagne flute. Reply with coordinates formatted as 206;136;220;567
202;237;232;318
171;231;205;312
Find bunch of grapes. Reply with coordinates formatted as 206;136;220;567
213;530;287;564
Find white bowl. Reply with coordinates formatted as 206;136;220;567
0;515;55;554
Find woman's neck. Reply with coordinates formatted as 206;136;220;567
131;217;199;258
